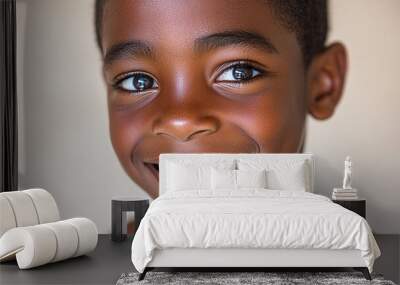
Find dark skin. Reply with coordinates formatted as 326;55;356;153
100;0;347;199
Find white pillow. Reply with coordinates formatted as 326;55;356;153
237;159;309;191
166;162;211;191
211;168;268;190
236;169;267;188
211;168;236;190
267;163;306;191
166;159;235;191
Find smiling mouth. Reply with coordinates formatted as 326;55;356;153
144;161;159;181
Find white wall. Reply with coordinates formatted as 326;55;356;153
17;0;400;234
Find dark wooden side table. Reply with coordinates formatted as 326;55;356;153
332;199;366;219
111;197;149;242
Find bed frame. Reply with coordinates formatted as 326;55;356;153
140;248;371;280
139;153;372;281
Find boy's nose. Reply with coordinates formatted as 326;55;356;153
152;112;219;142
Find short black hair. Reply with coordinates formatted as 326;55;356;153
94;0;328;67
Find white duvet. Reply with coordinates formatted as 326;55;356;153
131;189;380;273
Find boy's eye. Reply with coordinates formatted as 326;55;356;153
113;72;159;94
215;63;263;84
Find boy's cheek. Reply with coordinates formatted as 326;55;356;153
230;111;304;153
223;93;305;153
108;115;159;197
108;110;145;172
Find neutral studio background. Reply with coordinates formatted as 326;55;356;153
16;0;400;234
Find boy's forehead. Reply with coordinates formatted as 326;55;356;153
101;0;299;59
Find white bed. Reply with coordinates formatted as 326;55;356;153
131;153;381;280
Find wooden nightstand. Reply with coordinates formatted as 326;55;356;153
332;199;366;218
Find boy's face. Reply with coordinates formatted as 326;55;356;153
101;0;345;198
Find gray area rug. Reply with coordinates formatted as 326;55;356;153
116;271;396;285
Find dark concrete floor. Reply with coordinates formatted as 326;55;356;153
0;235;134;285
374;234;400;284
0;234;398;285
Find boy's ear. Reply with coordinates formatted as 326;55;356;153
306;42;347;120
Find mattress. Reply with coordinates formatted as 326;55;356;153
131;189;381;273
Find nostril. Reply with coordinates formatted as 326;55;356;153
152;115;220;142
187;129;214;140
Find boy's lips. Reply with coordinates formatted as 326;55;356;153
143;160;159;181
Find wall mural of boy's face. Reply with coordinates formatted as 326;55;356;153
100;0;347;198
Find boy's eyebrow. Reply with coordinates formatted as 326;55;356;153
104;41;155;66
193;30;279;54
104;29;278;66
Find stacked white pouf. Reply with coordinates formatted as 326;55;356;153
332;188;358;200
0;188;98;269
